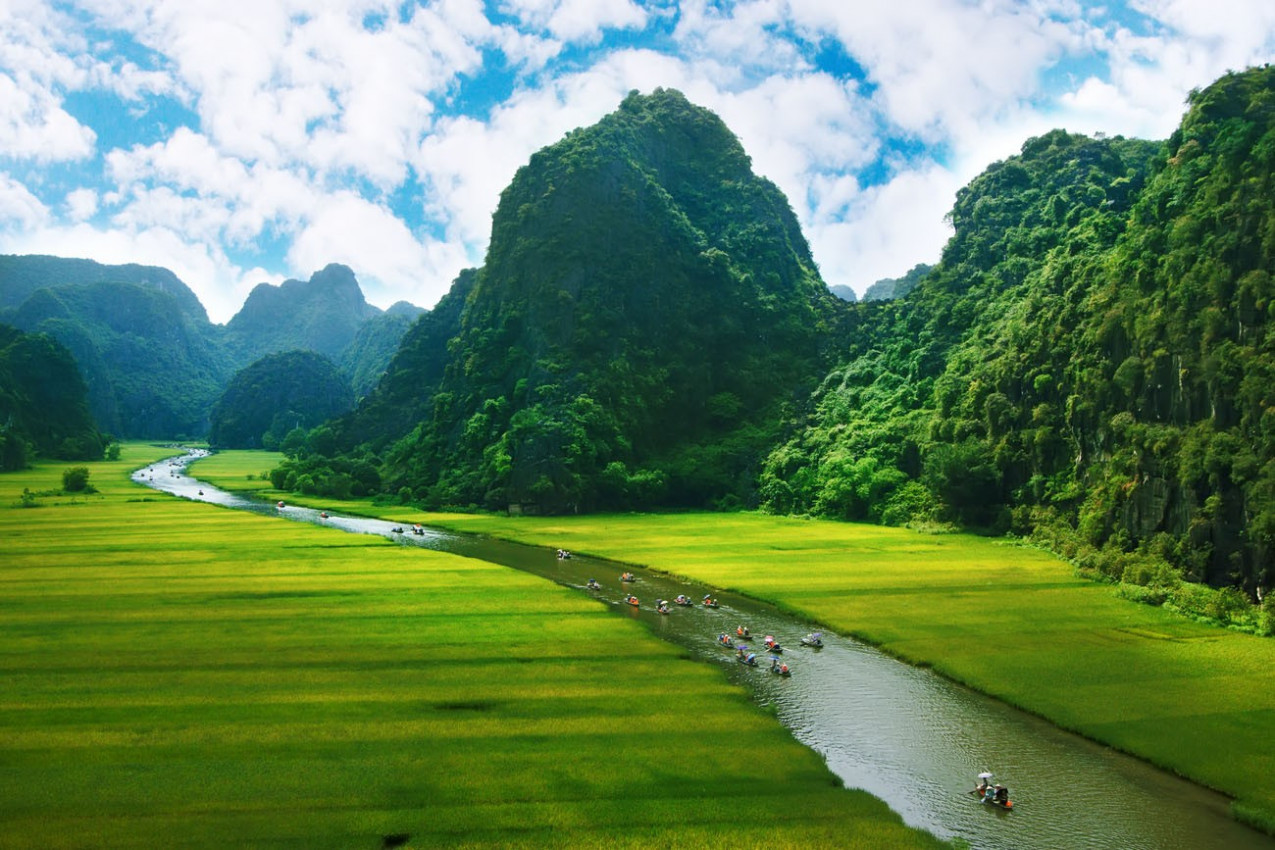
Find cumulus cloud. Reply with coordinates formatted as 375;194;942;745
65;188;99;221
499;0;648;43
0;174;49;229
3;0;1275;314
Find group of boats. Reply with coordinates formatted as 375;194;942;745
580;558;1014;811
587;570;834;679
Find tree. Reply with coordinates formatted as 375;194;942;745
62;466;91;492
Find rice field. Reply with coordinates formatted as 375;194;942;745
0;448;946;849
361;510;1275;831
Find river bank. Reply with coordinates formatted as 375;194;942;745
0;446;947;850
388;510;1275;835
188;449;1275;846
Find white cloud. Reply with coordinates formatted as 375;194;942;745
5;0;1275;318
807;163;962;294
0;174;49;229
499;0;648;43
286;190;463;313
65;188;99;221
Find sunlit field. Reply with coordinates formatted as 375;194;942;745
326;509;1275;831
0;448;945;850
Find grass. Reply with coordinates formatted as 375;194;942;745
290;508;1275;831
0;448;946;850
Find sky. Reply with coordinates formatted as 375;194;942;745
2;1;1274;323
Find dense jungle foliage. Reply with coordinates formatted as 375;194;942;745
208;350;355;450
0;323;103;469
282;88;841;512
761;66;1275;595
0;258;414;437
274;71;1275;603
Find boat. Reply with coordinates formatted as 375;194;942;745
717;633;734;647
320;511;329;518
674;595;694;606
972;773;1013;809
735;625;751;639
556;549;572;559
656;601;671;615
763;636;783;653
276;501;285;509
621;572;636;582
586;579;601;590
702;595;719;608
412;524;424;535
799;632;824;648
625;595;640;607
769;657;791;677
736;647;758;666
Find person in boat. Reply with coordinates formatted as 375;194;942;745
736;625;750;638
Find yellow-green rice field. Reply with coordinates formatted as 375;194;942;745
356;509;1275;833
0;446;946;849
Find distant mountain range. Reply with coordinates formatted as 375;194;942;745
0;257;421;438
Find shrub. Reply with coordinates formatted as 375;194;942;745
62;466;92;493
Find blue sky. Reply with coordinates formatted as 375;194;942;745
2;0;1274;323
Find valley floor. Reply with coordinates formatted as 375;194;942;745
0;446;945;850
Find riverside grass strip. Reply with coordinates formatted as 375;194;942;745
0;450;944;850
352;508;1275;829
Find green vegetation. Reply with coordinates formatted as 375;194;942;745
0;323;104;468
0;259;415;440
60;465;92;492
289;88;841;514
0;449;946;849
390;510;1275;829
760;66;1275;598
7;280;227;438
222;263;385;365
209;350;355;450
191;448;284;492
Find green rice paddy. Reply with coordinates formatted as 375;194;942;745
0;447;945;849
375;509;1275;830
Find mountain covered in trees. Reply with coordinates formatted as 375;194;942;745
0;323;103;470
279;69;1275;599
760;66;1275;594
209;351;354;450
288;88;841;512
8;68;1275;602
0;259;418;438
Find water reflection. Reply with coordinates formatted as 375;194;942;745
135;452;1274;850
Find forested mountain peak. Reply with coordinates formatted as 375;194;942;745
0;254;208;322
225;263;382;361
761;65;1275;595
296;88;840;513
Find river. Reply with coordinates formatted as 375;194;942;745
135;451;1275;850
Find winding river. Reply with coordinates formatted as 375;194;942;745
137;451;1275;850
